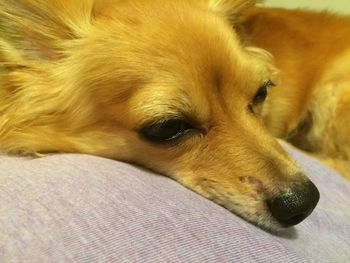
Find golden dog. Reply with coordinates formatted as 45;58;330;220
0;0;319;230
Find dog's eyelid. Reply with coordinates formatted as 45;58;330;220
139;111;204;130
250;79;275;107
138;115;196;131
138;117;198;144
261;79;276;89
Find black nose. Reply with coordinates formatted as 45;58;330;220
267;181;320;227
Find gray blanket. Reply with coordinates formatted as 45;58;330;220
1;149;349;262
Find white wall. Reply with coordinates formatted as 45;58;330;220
263;0;350;14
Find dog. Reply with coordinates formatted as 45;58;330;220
241;6;350;179
0;0;319;231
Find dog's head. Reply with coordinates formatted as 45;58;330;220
0;0;319;230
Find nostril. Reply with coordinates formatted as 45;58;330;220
267;181;320;227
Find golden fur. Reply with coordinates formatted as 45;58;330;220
0;0;320;230
242;7;350;179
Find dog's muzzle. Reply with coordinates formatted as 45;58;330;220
267;181;320;227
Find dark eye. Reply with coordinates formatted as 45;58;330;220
140;119;193;143
252;80;275;105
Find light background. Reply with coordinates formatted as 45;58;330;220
263;0;350;14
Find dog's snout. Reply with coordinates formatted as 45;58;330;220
267;181;320;227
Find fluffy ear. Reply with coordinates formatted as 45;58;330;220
207;0;263;23
0;0;97;61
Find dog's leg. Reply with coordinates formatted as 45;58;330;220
302;51;350;179
279;139;350;179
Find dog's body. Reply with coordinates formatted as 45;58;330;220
0;0;323;230
242;7;350;179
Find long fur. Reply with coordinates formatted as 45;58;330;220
0;0;319;230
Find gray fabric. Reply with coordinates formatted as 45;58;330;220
0;150;349;263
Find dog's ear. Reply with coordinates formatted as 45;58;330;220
207;0;262;24
0;0;99;61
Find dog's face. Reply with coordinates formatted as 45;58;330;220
0;0;319;230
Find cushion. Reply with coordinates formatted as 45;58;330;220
1;149;350;262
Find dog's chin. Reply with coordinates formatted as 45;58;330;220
243;213;287;232
173;177;302;232
222;204;287;232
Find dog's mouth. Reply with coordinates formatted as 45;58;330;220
236;179;320;230
188;174;320;231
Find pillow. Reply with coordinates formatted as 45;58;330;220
1;149;349;262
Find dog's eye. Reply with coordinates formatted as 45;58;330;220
252;80;275;105
140;119;193;143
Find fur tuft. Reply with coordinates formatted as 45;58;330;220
207;0;263;23
0;0;97;61
0;0;102;154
